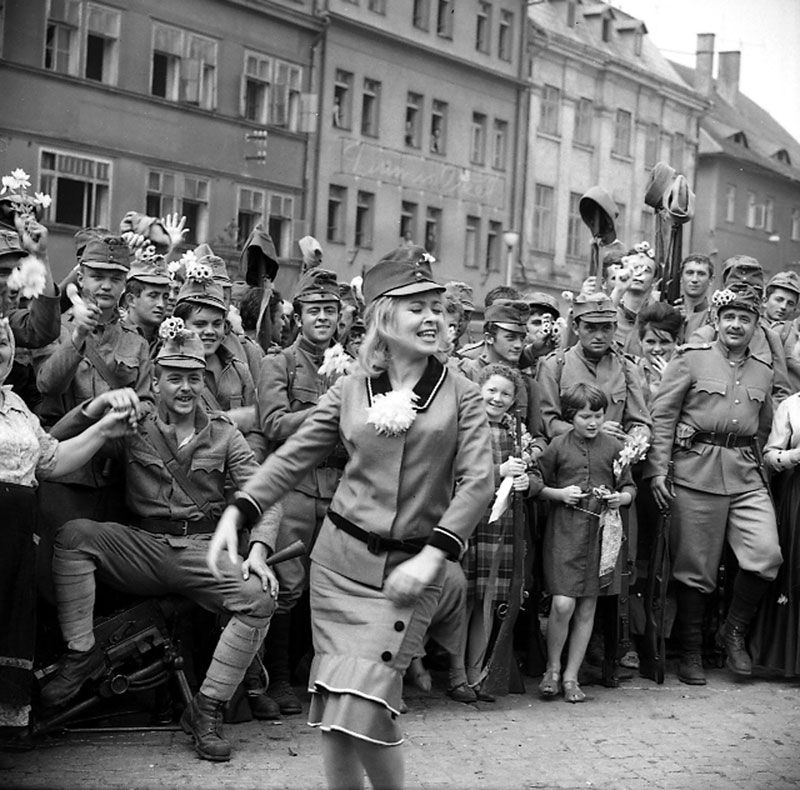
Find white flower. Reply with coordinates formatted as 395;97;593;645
6;255;48;299
613;433;650;478
420;252;436;264
10;169;30;190
33;192;52;209
318;343;355;379
158;316;185;340
366;388;419;436
777;594;788;606
185;257;212;283
561;290;574;303
711;288;737;308
179;250;198;270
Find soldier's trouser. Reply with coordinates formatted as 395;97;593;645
52;519;275;703
426;561;468;687
273;489;330;614
670;485;782;594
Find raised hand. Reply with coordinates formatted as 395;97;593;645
162;213;189;251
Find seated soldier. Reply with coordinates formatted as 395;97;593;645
39;326;282;763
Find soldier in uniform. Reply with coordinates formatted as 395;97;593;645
762;271;800;391
121;254;171;357
40;328;282;762
256;267;345;715
673;253;713;342
519;291;561;373
644;283;783;685
536;293;651;443
455;285;521;361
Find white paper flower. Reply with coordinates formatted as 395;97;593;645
158;316;185;340
711;288;737;308
185;257;212;283
366;389;419;436
6;255;47;299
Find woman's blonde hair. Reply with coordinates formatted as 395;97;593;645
358;293;449;376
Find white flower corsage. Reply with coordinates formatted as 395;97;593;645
7;255;47;299
366;389;419;437
184;255;212;283
159;316;186;340
711;288;737;308
318;343;354;379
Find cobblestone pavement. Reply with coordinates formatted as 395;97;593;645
3;665;799;790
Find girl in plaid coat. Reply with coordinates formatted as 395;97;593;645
462;363;538;695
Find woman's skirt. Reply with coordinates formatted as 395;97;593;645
750;470;800;677
0;484;37;726
307;560;443;746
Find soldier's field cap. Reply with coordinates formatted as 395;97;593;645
240;226;279;287
78;233;131;272
156;321;206;370
292;268;340;303
572;293;617;323
194;243;232;287
484;299;530;333
712;282;762;316
766;270;800;297
127;255;170;286
363;245;444;305
722;255;763;287
444;281;476;312
523;291;560;320
0;228;25;271
176;277;227;312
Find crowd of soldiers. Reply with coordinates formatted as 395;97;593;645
0;171;798;784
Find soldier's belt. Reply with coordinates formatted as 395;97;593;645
317;455;347;470
134;517;217;536
692;432;756;449
328;509;426;556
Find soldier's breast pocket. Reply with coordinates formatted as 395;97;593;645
113;352;142;386
692;378;727;399
190;452;225;491
289;383;318;411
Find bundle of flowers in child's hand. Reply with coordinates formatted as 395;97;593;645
318;343;355;380
158;316;186;341
366;389;418;437
7;255;47;300
613;433;650;478
0;168;52;225
593;484;624;584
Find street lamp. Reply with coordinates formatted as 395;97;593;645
503;230;520;287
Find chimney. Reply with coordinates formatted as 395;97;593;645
695;33;715;97
717;50;741;106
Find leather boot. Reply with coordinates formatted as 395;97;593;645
39;644;106;709
247;690;282;720
719;570;770;676
718;622;751;675
675;584;708;686
180;692;231;762
263;613;301;715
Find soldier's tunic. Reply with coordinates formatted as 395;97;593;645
257;334;345;610
643;341;783;592
235;358;493;745
536;345;652;441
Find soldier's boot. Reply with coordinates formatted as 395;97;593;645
242;644;281;721
718;570;771;677
39;644;106;709
180;692;231;762
675;583;708;686
263;612;302;715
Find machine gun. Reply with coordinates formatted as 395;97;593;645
34;539;305;734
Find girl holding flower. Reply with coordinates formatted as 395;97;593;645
461;363;537;699
536;382;636;703
207;246;493;790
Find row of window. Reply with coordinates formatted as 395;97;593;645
44;1;304;129
325;184;503;272
333;71;509;169
36;147;296;254
724;185;800;240
539;87;687;169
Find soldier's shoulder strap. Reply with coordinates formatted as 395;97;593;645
674;342;712;356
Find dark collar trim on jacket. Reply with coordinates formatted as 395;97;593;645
367;356;448;413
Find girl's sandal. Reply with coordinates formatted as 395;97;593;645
562;680;586;704
538;670;561;698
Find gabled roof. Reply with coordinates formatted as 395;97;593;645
529;1;685;88
671;60;800;183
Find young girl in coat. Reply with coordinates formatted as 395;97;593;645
461;363;536;699
536;382;635;703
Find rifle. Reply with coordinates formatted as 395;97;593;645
481;416;527;697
